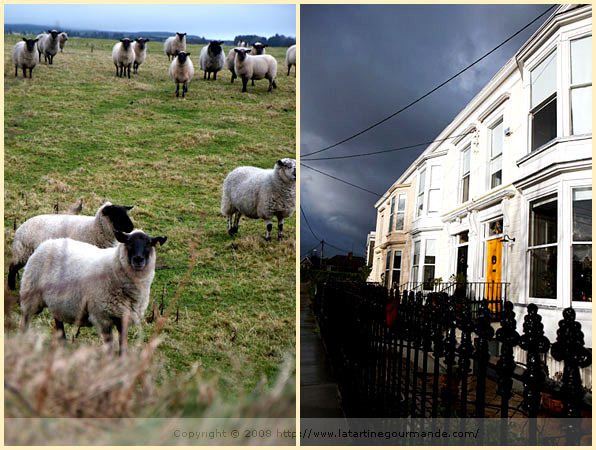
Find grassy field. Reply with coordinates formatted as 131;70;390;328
4;35;296;406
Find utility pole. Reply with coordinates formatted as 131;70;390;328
320;240;325;267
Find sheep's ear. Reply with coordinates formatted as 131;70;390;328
145;38;150;42
218;41;224;45
125;205;134;211
150;236;167;247
276;159;284;167
22;37;27;42
120;38;125;42
186;52;191;56
234;48;241;54
115;230;129;244
263;44;269;48
174;50;180;56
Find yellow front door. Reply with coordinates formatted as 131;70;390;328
485;238;502;309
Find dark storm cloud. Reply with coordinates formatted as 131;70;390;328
300;4;552;259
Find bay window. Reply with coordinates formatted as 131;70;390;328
528;195;558;299
572;188;592;302
530;51;557;151
489;118;503;188
395;194;406;231
570;35;592;135
460;146;470;203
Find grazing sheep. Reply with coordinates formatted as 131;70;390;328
225;48;239;83
164;32;186;61
38;30;60;64
285;44;296;76
250;42;268;55
199;40;225;80
169;50;194;98
19;230;167;354
233;48;277;93
132;37;149;74
12;38;40;78
112;38;135;78
58;32;68;52
35;33;46;60
221;158;296;241
8;202;134;291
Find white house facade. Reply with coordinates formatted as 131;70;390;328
370;4;592;361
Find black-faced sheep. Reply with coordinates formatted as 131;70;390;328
12;38;40;78
112;38;135;78
38;30;60;65
199;41;225;80
164;32;186;61
132;37;149;74
168;50;194;98
233;48;277;93
285;45;296;76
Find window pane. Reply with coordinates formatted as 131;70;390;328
425;239;436;264
573;188;592;241
386;252;392;270
397;194;406;212
430;165;442;188
532;97;557;150
395;212;404;231
491;154;502;188
458;231;469;244
488;218;503;236
491;119;503;158
418;169;426;194
412;267;418;284
462;147;470;174
529;247;557;298
417;192;424;216
572;244;592;302
428;189;440;213
571;85;592;135
530;196;557;246
392;269;401;287
571;36;592;85
393;250;402;270
531;51;556;107
413;241;420;265
423;265;436;289
461;175;469;203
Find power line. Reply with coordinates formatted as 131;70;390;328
300;204;320;242
301;131;473;161
302;5;557;158
301;163;382;197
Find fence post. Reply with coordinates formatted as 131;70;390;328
410;291;423;418
519;303;550;445
430;293;444;418
442;295;458;420
551;307;592;445
495;301;519;445
457;300;474;424
419;292;434;418
473;300;494;444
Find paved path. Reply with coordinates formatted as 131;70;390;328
300;283;345;418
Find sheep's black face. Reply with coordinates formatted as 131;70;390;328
49;30;59;40
116;231;168;271
208;41;223;56
120;38;132;50
177;51;190;64
23;38;38;52
276;158;297;182
103;204;134;233
234;48;250;62
135;38;148;50
176;32;186;41
252;43;267;55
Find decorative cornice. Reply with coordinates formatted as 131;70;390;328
442;185;518;222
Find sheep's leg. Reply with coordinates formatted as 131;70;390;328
251;79;255;86
19;294;44;333
127;64;131;79
182;81;188;97
115;317;129;356
241;75;249;93
54;319;66;341
29;68;33;78
277;217;284;240
133;62;138;74
15;65;18;77
233;213;241;234
287;65;291;76
272;79;277;89
175;82;180;97
115;63;119;77
231;72;236;83
265;220;273;242
227;216;233;235
213;71;217;80
204;71;207;80
100;327;115;355
22;67;27;78
8;262;23;290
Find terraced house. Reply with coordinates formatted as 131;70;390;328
369;4;592;378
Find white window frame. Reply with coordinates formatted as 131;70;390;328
427;165;442;213
392;249;402;288
569;185;592;308
460;145;471;204
416;168;426;217
569;34;592;136
411;240;421;285
395;193;406;231
384;251;391;288
488;117;504;190
388;196;395;234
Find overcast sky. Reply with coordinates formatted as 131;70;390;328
300;4;555;259
4;4;296;40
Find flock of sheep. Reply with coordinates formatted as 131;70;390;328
8;29;296;355
11;30;296;98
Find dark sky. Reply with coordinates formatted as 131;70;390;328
300;4;554;259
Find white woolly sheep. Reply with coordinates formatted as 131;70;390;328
12;38;40;78
285;44;296;76
112;38;135;78
225;48;239;83
19;230;167;354
164;32;186;61
169;50;194;98
250;42;268;55
8;202;134;291
233;48;277;93
35;33;47;60
221;158;296;241
58;32;68;52
199;40;225;80
38;30;61;64
132;37;149;74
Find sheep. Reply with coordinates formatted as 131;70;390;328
38;30;60;64
12;38;40;78
225;48;239;83
18;230;167;354
221;158;296;241
58;32;68;52
132;37;149;74
169;50;194;98
199;40;225;80
233;48;277;93
250;42;268;55
35;33;46;61
112;38;135;78
8;202;134;291
164;32;186;61
285;44;296;76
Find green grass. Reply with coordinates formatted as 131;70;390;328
4;35;296;403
